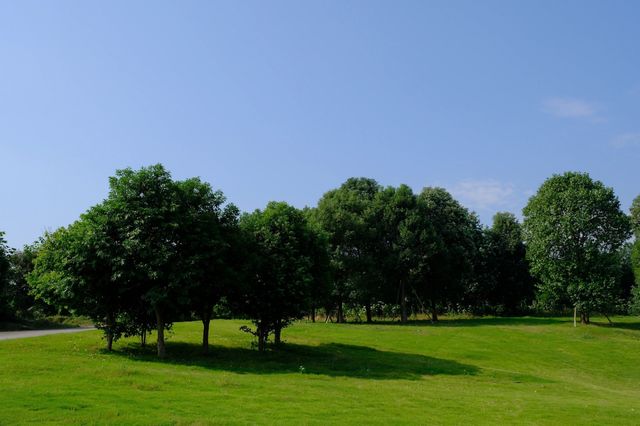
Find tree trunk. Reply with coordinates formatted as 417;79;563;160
155;307;166;358
580;312;590;325
365;303;373;323
141;330;147;347
274;320;282;345
400;281;407;323
106;312;114;351
202;310;211;354
106;330;114;351
311;307;316;323
337;301;345;323
257;323;266;352
431;301;438;323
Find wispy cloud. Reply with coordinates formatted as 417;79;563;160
611;132;640;148
542;97;599;119
449;179;515;210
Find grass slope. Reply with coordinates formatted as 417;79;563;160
1;317;639;424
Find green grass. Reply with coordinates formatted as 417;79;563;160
1;317;639;424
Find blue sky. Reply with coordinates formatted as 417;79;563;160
1;1;639;248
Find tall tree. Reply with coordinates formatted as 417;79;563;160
7;243;45;319
105;164;184;357
302;207;332;323
315;178;382;323
471;213;534;315
373;185;416;322
175;177;240;354
405;188;481;321
0;232;12;320
522;172;631;324
629;195;640;313
238;202;315;351
29;207;125;350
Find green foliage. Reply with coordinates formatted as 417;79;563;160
630;194;640;235
522;172;631;322
471;213;534;315
0;232;13;320
28;209;127;348
405;188;481;320
239;202;322;350
315;178;383;322
372;185;417;321
7;243;48;318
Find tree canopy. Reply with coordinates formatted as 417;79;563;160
522;172;631;323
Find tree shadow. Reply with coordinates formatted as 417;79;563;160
107;341;479;380
591;320;640;331
346;317;570;328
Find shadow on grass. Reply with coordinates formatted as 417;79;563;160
591;320;640;331
347;317;570;328
107;341;479;380
0;319;82;331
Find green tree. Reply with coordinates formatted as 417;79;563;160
29;212;125;349
629;195;640;313
471;213;534;315
522;172;631;324
373;185;417;322
105;164;184;357
315;178;382;323
405;188;481;321
175;177;240;353
0;232;13;320
8;243;38;318
238;202;315;351
301;207;332;323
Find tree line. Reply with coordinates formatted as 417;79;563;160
0;165;638;357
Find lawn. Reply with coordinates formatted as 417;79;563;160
1;316;639;425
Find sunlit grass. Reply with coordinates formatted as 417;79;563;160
1;316;639;424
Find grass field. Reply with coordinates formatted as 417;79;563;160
1;316;639;425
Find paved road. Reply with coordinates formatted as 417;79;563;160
0;327;95;341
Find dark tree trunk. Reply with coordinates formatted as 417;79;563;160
431;301;438;323
365;303;373;323
311;307;316;323
202;310;211;354
400;281;407;323
155;307;166;358
257;322;266;352
106;330;114;351
141;330;147;347
274;320;282;345
580;312;590;325
337;301;345;323
106;312;114;351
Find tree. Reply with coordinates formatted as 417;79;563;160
301;207;332;323
175;177;240;354
315;178;382;323
471;213;534;315
105;164;184;357
238;202;315;351
0;232;12;320
7;243;45;319
629;195;640;314
29;203;127;350
372;185;416;322
405;188;481;321
630;195;640;233
522;172;631;324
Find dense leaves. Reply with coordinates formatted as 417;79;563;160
5;166;637;358
238;202;325;351
523;172;631;323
